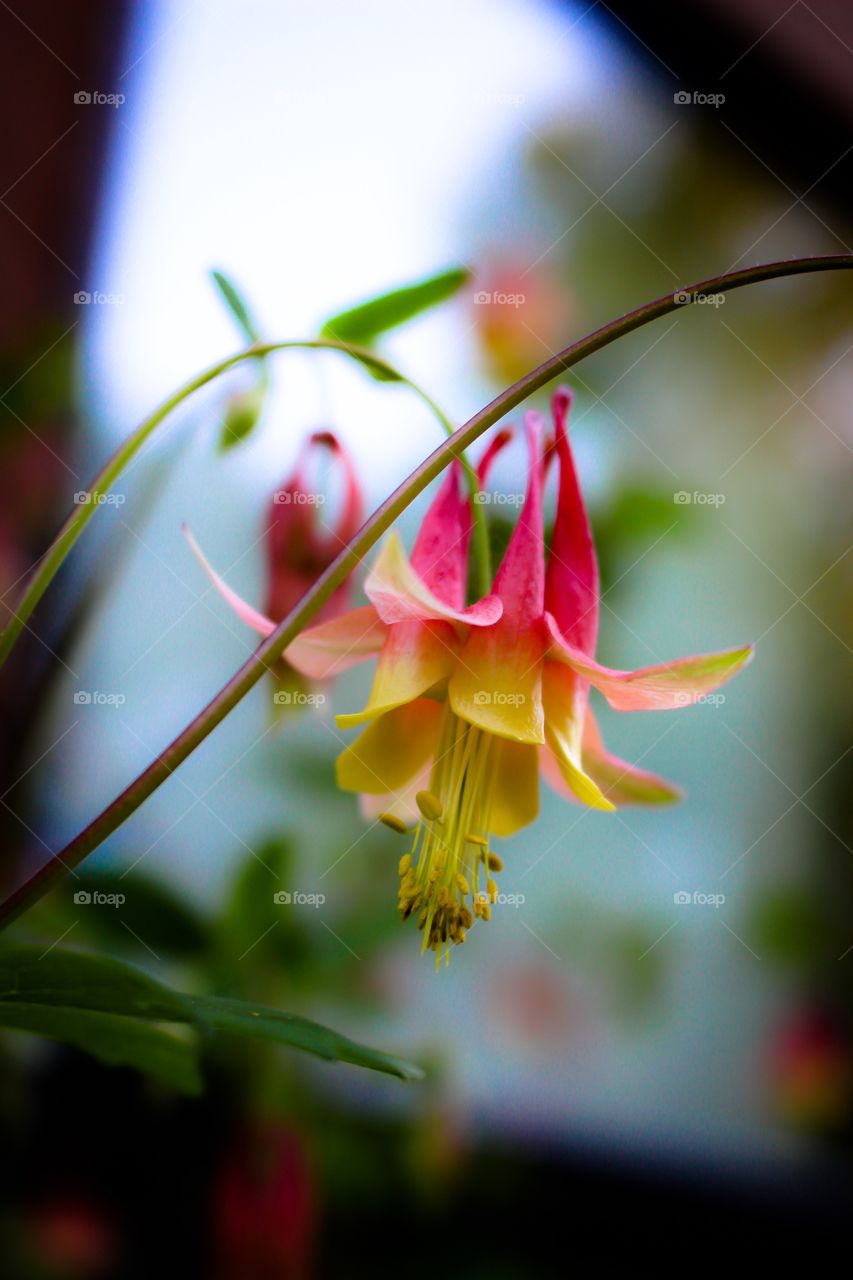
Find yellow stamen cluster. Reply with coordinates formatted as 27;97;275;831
393;707;505;967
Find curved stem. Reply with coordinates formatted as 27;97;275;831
1;253;850;931
0;340;488;670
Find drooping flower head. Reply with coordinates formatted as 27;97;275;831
283;390;753;965
184;430;363;709
191;398;753;964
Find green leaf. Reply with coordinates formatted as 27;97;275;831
0;945;195;1020
0;1003;201;1094
0;946;424;1085
320;267;470;345
211;268;262;344
187;993;424;1081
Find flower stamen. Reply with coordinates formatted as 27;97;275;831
397;705;505;967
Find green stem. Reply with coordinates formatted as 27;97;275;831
1;253;850;931
0;341;483;670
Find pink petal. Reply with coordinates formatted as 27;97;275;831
544;388;599;656
183;525;275;636
490;411;546;626
544;612;754;711
284;604;386;680
580;709;682;805
409;460;471;610
366;531;502;629
477;427;514;486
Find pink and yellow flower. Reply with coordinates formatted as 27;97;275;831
185;430;363;708
193;396;754;964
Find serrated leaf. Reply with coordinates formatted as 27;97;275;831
320;267;469;345
211;268;261;344
186;993;423;1081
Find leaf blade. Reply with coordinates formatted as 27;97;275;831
0;1002;201;1094
187;993;424;1081
320;267;470;344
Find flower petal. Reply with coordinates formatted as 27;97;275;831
449;626;545;743
365;530;501;628
284;604;386;680
581;709;682;805
336;620;457;728
449;414;547;744
409;460;471;611
541;663;614;810
490;411;546;625
545;388;599;656
183;525;275;636
489;739;540;836
545;613;754;711
336;698;442;796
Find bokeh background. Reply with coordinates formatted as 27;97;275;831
1;0;851;1274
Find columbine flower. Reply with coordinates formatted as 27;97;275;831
264;393;754;964
184;430;363;709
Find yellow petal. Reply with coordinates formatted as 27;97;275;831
336;698;442;795
336;620;456;729
449;625;545;744
542;664;614;811
489;738;540;836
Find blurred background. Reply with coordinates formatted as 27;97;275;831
1;0;851;1273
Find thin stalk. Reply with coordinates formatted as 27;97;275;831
0;341;488;669
0;253;850;930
